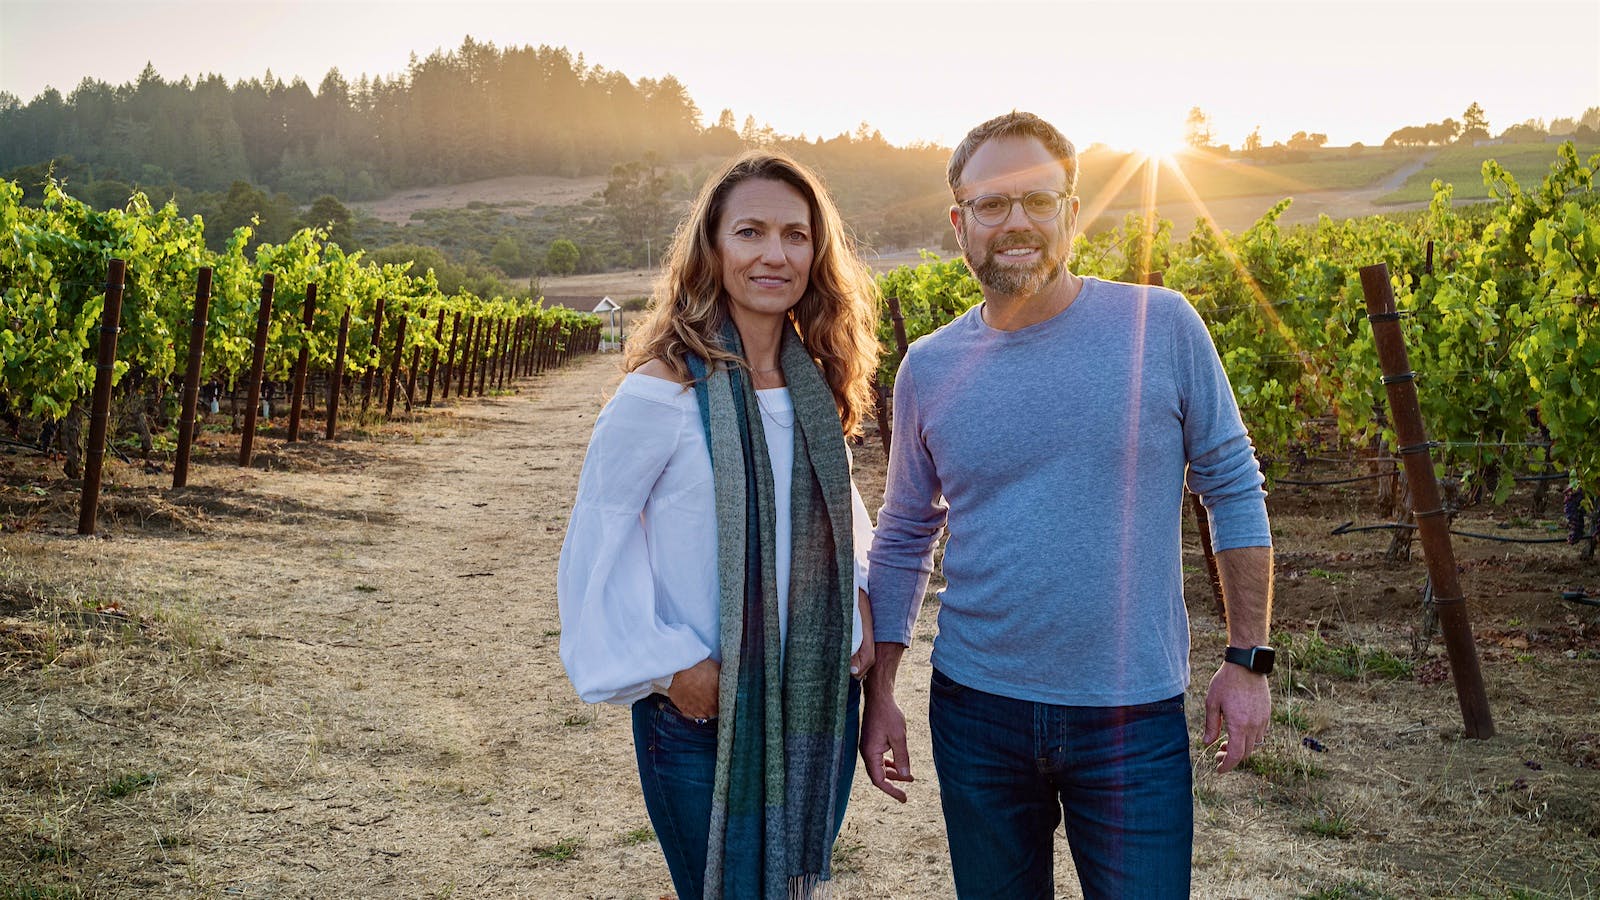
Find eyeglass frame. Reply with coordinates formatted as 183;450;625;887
953;189;1075;227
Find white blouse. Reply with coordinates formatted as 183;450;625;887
558;372;871;706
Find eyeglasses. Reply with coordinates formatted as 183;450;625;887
956;190;1072;227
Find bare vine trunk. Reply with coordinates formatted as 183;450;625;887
60;404;86;480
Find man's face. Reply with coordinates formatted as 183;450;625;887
949;136;1079;298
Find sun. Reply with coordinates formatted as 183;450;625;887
1114;124;1190;163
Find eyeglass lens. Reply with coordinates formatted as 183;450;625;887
969;191;1064;226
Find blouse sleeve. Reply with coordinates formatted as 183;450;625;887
557;385;715;705
850;478;872;597
847;477;872;652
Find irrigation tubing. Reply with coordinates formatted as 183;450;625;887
1274;471;1396;486
1276;468;1568;488
1332;520;1572;544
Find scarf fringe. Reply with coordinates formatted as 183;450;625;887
789;873;831;900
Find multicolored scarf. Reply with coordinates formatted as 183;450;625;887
686;321;855;899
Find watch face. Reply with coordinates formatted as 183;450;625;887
1251;647;1276;674
1227;645;1275;674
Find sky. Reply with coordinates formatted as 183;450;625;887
1;0;1597;154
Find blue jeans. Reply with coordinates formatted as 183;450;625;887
631;678;860;899
928;667;1193;899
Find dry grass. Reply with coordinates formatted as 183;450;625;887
1;355;1596;898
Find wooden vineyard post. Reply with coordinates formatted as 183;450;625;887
881;294;913;458
424;309;446;405
874;382;892;457
510;318;525;385
360;297;386;414
385;315;407;417
173;267;212;489
502;319;513;384
489;319;504;392
405;339;422;413
287;282;317;442
458;318;477;397
439;311;462;402
77;259;127;535
1360;263;1493;739
474;321;491;396
498;319;513;390
239;273;275;467
473;320;492;393
325;308;351;440
1188;493;1226;622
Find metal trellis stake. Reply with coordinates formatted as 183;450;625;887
1360;263;1493;739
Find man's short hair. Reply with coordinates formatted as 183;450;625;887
947;111;1078;197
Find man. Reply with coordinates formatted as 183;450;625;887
861;111;1275;899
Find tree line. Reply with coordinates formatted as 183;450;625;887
1383;103;1600;148
0;38;706;202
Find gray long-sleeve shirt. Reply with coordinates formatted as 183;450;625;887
868;277;1272;706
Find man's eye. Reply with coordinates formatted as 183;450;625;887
1023;194;1058;215
975;197;1008;215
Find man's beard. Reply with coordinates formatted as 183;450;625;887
965;229;1070;297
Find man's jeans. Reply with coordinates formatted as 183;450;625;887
928;667;1193;899
630;678;859;899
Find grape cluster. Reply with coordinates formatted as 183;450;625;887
1564;488;1598;544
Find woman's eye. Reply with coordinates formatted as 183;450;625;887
788;231;810;243
735;227;758;238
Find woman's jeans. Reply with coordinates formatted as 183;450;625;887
928;667;1193;899
631;678;860;899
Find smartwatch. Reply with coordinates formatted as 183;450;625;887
1225;645;1276;675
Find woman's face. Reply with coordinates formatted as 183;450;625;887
715;178;814;329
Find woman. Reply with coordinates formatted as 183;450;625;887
557;151;881;899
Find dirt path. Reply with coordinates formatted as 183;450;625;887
5;351;1598;898
2;354;956;898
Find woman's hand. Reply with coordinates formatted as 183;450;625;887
666;657;721;720
850;588;876;679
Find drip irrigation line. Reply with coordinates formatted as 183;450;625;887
1331;520;1572;544
1434;440;1552;448
0;436;49;455
1274;471;1396;486
1562;590;1599;608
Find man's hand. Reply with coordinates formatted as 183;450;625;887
1202;661;1271;773
666;657;720;720
860;643;914;802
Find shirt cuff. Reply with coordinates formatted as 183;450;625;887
866;562;931;645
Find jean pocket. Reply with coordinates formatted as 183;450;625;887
929;667;966;696
659;696;718;727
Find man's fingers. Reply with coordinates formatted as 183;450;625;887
1202;694;1222;746
860;731;910;802
872;762;909;803
864;749;907;801
1213;734;1258;774
889;734;913;783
